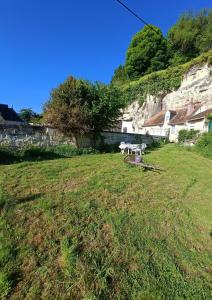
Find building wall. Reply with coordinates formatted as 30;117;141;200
121;121;134;133
169;124;185;142
139;126;169;137
187;119;207;132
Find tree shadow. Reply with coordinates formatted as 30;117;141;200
0;151;67;165
3;193;43;210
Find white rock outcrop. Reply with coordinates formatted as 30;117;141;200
123;63;212;132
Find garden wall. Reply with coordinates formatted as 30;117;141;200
0;125;155;148
0;124;72;147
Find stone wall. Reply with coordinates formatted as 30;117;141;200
0;124;72;147
101;131;153;145
0;125;155;148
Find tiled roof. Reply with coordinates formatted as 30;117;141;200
169;108;188;125
187;108;212;121
143;111;166;127
0;104;23;122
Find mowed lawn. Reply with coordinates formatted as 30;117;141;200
0;145;212;299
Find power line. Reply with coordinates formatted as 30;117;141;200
115;0;211;72
115;0;159;34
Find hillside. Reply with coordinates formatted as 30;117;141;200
121;50;212;104
120;50;212;131
1;145;212;299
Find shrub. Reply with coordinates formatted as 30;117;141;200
178;129;199;143
195;132;212;159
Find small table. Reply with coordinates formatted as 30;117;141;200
119;142;147;156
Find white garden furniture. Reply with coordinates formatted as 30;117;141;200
119;142;147;156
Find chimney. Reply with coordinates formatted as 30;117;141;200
187;102;195;116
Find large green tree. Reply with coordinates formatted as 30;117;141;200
44;76;125;145
168;9;212;65
125;25;168;79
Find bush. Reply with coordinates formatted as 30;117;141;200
178;129;199;143
195;132;212;159
0;147;17;164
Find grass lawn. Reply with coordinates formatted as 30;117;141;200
0;144;212;299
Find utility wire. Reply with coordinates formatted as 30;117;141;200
115;0;159;34
115;0;211;72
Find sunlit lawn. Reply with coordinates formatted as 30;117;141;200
0;144;212;299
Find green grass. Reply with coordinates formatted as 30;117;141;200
0;145;212;299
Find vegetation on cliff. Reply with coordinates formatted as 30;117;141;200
112;9;212;84
121;50;212;105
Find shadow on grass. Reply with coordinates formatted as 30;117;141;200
2;193;43;210
0;150;73;165
0;145;100;165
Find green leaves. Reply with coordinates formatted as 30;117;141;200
44;77;125;139
125;25;169;79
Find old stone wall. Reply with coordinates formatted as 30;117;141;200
0;125;155;148
0;124;72;147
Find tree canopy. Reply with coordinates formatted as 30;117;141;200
44;76;125;140
168;9;212;64
125;25;168;79
111;9;212;85
18;108;42;124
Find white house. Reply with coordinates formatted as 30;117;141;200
121;102;212;142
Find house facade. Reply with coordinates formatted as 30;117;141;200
0;104;23;125
121;102;212;142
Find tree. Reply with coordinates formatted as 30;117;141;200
18;108;42;123
125;25;168;79
44;76;125;146
111;65;129;86
168;9;212;64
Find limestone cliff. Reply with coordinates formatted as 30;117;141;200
123;63;212;132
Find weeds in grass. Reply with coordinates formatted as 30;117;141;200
0;145;211;299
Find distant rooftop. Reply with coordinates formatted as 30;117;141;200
0;104;23;122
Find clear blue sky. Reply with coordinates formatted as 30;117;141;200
0;0;211;113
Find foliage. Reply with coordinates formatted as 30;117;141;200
195;132;212;159
0;145;211;298
112;8;212;86
168;9;212;64
121;50;212;104
18;108;42;124
207;113;212;121
178;129;199;143
111;65;129;86
125;25;169;79
44;77;125;142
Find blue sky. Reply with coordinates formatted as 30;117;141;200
0;0;211;113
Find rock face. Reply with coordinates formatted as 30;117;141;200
123;63;212;132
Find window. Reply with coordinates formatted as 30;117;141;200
171;126;175;134
123;127;127;133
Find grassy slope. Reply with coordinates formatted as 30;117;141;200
0;145;212;299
